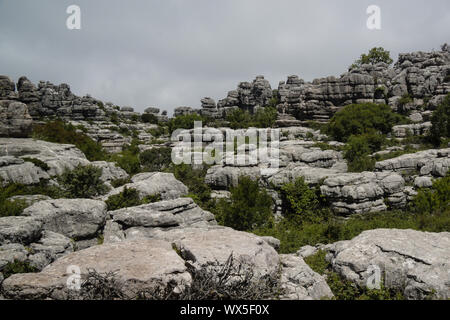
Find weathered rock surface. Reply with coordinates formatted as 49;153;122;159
1;239;191;299
327;229;450;300
110;198;216;229
0;138;89;185
0;216;43;245
102;172;188;201
279;254;333;300
22;199;107;240
0;100;33;138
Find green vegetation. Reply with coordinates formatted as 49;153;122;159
226;107;278;129
214;177;273;231
253;172;450;254
2;260;38;279
108;141;141;175
140;147;172;172
22;158;50;171
351;47;394;69
32;120;106;161
429;93;450;147
105;186;161;211
324;103;406;142
141;113;159;124
58;164;109;198
168;113;204;134
169;164;213;209
0;199;29;217
110;177;131;188
343;133;383;172
304;250;405;300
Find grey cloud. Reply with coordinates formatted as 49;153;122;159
0;0;449;114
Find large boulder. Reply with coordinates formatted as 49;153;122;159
0;138;89;185
22;199;107;240
102;172;188;201
327;229;450;299
0;100;33;138
1;239;191;299
279;254;333;300
109;197;215;230
0;216;43;245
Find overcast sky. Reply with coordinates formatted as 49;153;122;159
0;0;449;114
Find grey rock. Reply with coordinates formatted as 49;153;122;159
0;100;33;138
297;245;318;258
0;217;42;245
327;229;450;300
1;239;191;299
279;254;333;300
22;199;107;240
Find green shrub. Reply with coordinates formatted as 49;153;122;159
110;177;131;188
324;103;406;142
58;164;109;198
2;260;38;279
141;113;159;124
105;187;161;211
22;158;50;171
169;164;212;208
147;126;168;138
280;177;330;224
412;173;450;214
105;187;141;211
304;250;329;275
168;114;204;134
253;106;278;128
351;47;394;69
108;141;141;175
214;176;273;231
343;133;383;172
0;199;29;217
429;93;450;146
140;147;172;172
226;108;253;129
32;120;106;161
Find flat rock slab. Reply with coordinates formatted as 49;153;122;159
22;199;107;239
1;239;190;299
327;229;450;299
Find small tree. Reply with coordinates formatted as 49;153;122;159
429;93;450;146
351;47;394;69
216;176;273;231
58;164;109;198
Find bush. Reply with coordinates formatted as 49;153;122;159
141;113;159;124
169;164;212;208
343;133;383;172
168;114;204;134
110;177;131;188
140;147;172;172
0;199;29;217
105;187;161;211
351;47;394;69
226;108;253;129
325;103;406;142
280;177;330;224
253;106;278;128
429;93;450;146
58;164;109;198
32;120;106;161
214;176;273;231
22;158;50;171
412;173;450;215
2;260;38;279
109;142;141;175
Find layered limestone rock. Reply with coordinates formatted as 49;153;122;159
326;229;450;300
0;100;33;138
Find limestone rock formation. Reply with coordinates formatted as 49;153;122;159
0;100;33;138
326;229;450;300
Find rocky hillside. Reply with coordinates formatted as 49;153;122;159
0;45;449;300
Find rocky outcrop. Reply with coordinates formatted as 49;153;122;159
0;138;89;185
279;254;333;300
320;172;406;214
102;172;189;201
22;199;108;240
0;100;33;138
1;239;191;299
326;229;450;300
